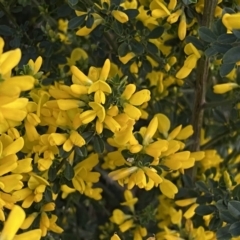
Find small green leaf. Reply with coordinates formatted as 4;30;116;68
199;26;217;43
219;209;238;223
220;63;235;77
229;222;240;237
185;36;205;50
228;201;240;219
48;166;57;182
82;131;95;144
205;47;218;57
233;30;240;39
209;216;223;231
232;185;240;200
146;41;159;55
86;14;94;28
130;39;144;55
213;43;231;54
217;225;232;240
75;146;87;158
213;19;227;36
223;46;240;64
0;25;13;36
93;135;105;153
68;15;86;29
112;20;123;35
195;205;216;215
217;34;237;44
124;9;139;19
195;181;209;193
118;42;129;57
64;162;75;181
148;26;164;39
44;186;53;202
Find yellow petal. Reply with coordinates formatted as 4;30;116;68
121;84;136;100
160;179;178;199
57;99;85;110
222;13;240;30
129;89;151;106
0;205;25;240
13;229;42;240
0;49;21;75
112;10;129;23
213;83;239;94
176;125;193;140
156;113;170;136
2;137;24;156
99;58;110;81
89;101;106;122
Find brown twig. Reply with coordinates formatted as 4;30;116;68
186;0;218;180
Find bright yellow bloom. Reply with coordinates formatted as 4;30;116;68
213;83;239;94
112;10;129;23
222;13;240;30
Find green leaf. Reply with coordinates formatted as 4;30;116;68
82;131;95;144
75;146;87;158
217;34;237;44
142;59;152;72
44;186;53;202
213;43;231;54
148;26;164;39
124;9;139;19
229;222;240;237
130;39;144;55
195;181;209;193
199;26;217;43
223;46;240;64
112;20;123;35
195;205;216;215
209;216;223;231
233;30;240;39
217;225;232;240
232;185;240;200
213;19;227;36
68;15;86;29
68;0;78;6
121;149;135;160
220;63;235;77
118;42;129;57
185;36;205;50
0;25;13;36
228;201;240;219
219;209;238;223
205;47;218;57
86;14;94;29
48;166;57;182
64;162;75;181
93;135;105;154
146;41;159;55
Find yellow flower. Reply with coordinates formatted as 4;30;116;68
112;10;129;23
213;83;239;94
72;154;100;195
0;205;25;240
88;59;112;104
222;13;240;30
111;233;121;240
178;12;187;40
76;13;103;36
159;178;178;199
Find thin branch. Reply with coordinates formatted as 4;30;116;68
186;0;218;180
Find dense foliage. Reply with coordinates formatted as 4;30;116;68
0;0;240;239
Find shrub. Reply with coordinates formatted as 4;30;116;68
0;0;240;239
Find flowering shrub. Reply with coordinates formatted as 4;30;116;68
0;0;240;239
